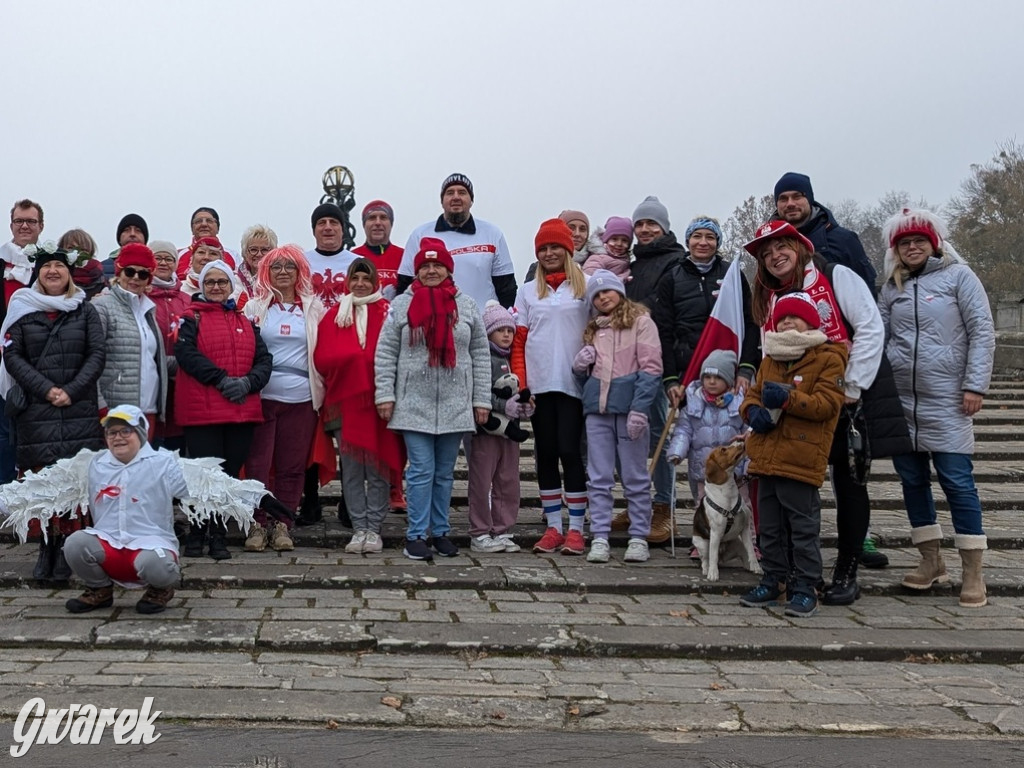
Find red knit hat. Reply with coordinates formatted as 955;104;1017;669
743;220;815;257
413;237;454;274
884;207;944;251
116;243;157;273
194;236;224;251
772;292;822;330
534;218;574;255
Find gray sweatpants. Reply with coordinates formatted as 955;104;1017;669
335;431;390;534
63;530;180;589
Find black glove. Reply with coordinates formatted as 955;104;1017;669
218;376;251;404
762;382;790;410
260;494;295;523
747;405;776;434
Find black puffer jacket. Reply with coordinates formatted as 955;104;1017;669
626;230;684;337
656;254;761;385
4;302;106;468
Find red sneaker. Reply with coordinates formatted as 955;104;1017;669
561;530;586;555
533;527;565;553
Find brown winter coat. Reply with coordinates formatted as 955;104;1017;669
741;342;849;487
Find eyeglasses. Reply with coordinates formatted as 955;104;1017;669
122;267;151;280
192;217;217;226
203;279;231;288
105;427;135;439
269;262;297;273
897;237;931;249
12;218;40;226
154;254;177;264
247;246;273;257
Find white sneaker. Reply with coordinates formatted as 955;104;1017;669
494;533;520;553
470;534;506;553
587;538;611;563
345;530;368;554
624;537;650;563
362;531;383;554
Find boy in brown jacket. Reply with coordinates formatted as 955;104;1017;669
739;292;848;617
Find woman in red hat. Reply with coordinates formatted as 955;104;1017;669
511;219;590;556
746;221;910;607
374;238;491;561
92;243;167;439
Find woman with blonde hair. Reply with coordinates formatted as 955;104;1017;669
242;245;324;552
237;225;278;297
511;219;590;555
879;208;995;607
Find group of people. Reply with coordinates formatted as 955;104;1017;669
0;169;996;618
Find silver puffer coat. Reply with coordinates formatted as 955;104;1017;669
879;251;994;454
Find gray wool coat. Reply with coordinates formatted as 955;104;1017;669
374;289;492;435
879;252;995;454
92;284;169;419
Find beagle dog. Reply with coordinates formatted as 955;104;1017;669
692;441;761;582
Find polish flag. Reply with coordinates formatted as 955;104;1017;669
681;257;745;387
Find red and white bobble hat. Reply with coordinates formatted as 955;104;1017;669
743;220;816;257
771;291;822;330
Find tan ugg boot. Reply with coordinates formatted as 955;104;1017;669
647;502;673;544
901;524;949;590
955;534;987;608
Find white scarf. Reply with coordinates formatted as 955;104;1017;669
0;241;35;286
0;285;86;398
762;329;828;361
335;290;382;348
151;274;179;289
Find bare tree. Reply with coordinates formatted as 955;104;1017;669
722;194;776;275
948;140;1024;292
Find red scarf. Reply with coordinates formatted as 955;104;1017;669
407;277;458;367
314;302;406;483
544;271;567;290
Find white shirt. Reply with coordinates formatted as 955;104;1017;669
514;277;590;398
85;444;189;554
127;291;160;413
303;248;358;308
399;217;515;312
260;303;312;403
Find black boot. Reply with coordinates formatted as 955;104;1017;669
32;538;55;581
52;536;72;582
822;553;861;606
208;522;231;561
183;525;206;557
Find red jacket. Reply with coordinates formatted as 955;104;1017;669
173;298;272;426
352;243;404;292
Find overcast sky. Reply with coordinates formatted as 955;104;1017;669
4;0;1022;277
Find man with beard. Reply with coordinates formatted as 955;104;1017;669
396;174;517;310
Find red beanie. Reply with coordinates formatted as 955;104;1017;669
772;292;822;330
194;236;224;250
116;243;157;272
362;200;394;223
413;237;455;274
534;218;574;256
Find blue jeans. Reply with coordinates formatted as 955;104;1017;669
0;401;16;484
892;452;984;535
647;387;674;504
402;431;463;540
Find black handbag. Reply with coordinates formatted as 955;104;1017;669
4;318;66;419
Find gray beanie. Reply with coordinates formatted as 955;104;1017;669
149;239;177;258
632;195;670;234
700;349;737;388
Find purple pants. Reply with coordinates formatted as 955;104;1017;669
586;413;652;539
467;434;521;536
245;399;319;526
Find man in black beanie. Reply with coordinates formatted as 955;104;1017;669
303;202;357;309
100;213;150;282
772;172;877;297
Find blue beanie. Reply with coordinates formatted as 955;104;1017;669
774;172;814;204
684;216;722;246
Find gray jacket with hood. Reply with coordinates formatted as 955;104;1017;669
878;250;994;454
